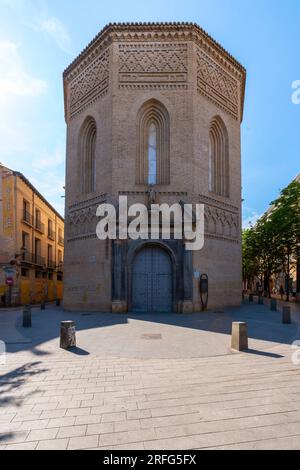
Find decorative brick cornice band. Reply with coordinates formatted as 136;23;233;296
199;194;239;213
66;233;97;243
64;23;245;81
205;233;239;244
68;193;107;212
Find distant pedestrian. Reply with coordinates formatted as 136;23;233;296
279;285;284;300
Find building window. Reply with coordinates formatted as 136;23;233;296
148;122;157;185
79;117;97;194
22;231;29;251
34;238;41;265
209;117;229;197
21;268;29;277
58;249;63;266
23;199;32;225
58;227;64;246
137;99;170;185
35;208;44;232
47;244;53;268
48;219;54;239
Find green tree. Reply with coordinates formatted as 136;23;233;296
269;180;300;300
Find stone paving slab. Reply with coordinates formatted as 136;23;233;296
0;302;300;449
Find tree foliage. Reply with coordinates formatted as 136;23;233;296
242;179;300;297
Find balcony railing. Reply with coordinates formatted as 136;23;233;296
47;259;56;269
22;210;33;226
47;229;55;241
35;219;45;234
21;251;33;263
57;261;64;271
21;252;45;266
34;254;45;266
58;235;64;246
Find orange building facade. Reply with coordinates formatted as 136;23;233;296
0;164;64;307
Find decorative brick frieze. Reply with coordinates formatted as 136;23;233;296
118;43;188;89
68;48;109;119
197;48;240;120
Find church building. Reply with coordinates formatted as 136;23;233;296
63;22;246;312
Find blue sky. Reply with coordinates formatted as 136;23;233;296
0;0;299;224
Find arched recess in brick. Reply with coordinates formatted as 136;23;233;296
209;116;229;197
79;116;97;194
136;99;170;185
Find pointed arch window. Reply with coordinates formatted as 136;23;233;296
209;117;229;197
137;99;170;185
148;121;157;185
79;117;97;194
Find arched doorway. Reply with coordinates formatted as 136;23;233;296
132;245;172;313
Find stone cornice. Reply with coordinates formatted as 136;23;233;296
198;193;239;213
63;23;246;123
64;22;245;80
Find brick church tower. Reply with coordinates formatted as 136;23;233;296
63;23;246;312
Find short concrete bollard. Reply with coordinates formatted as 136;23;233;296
270;299;277;311
249;294;253;302
282;306;291;324
231;322;248;351
60;321;76;349
23;305;31;328
258;296;264;305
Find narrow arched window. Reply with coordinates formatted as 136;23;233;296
209;117;229;197
137;99;170;185
79;117;97;194
148;122;157;185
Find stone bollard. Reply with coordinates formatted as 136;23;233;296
282;306;291;324
270;299;277;311
56;298;61;307
23;305;31;328
60;321;76;349
231;322;248;351
258;296;264;305
249;294;253;302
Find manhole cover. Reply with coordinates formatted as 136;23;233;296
141;334;162;340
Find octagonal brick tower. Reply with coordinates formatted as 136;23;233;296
63;22;246;312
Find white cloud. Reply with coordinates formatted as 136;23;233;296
34;17;73;55
33;144;65;170
0;40;47;102
1;0;73;55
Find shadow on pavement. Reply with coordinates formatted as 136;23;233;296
244;349;284;358
66;346;90;356
0;301;299;356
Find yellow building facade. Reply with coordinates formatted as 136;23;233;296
0;164;64;306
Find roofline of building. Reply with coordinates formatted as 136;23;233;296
1;164;64;222
63;22;246;78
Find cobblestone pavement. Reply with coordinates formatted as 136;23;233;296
0;301;300;450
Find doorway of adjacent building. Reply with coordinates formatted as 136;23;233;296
132;245;172;313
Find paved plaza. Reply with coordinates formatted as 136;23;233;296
1;300;300;450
